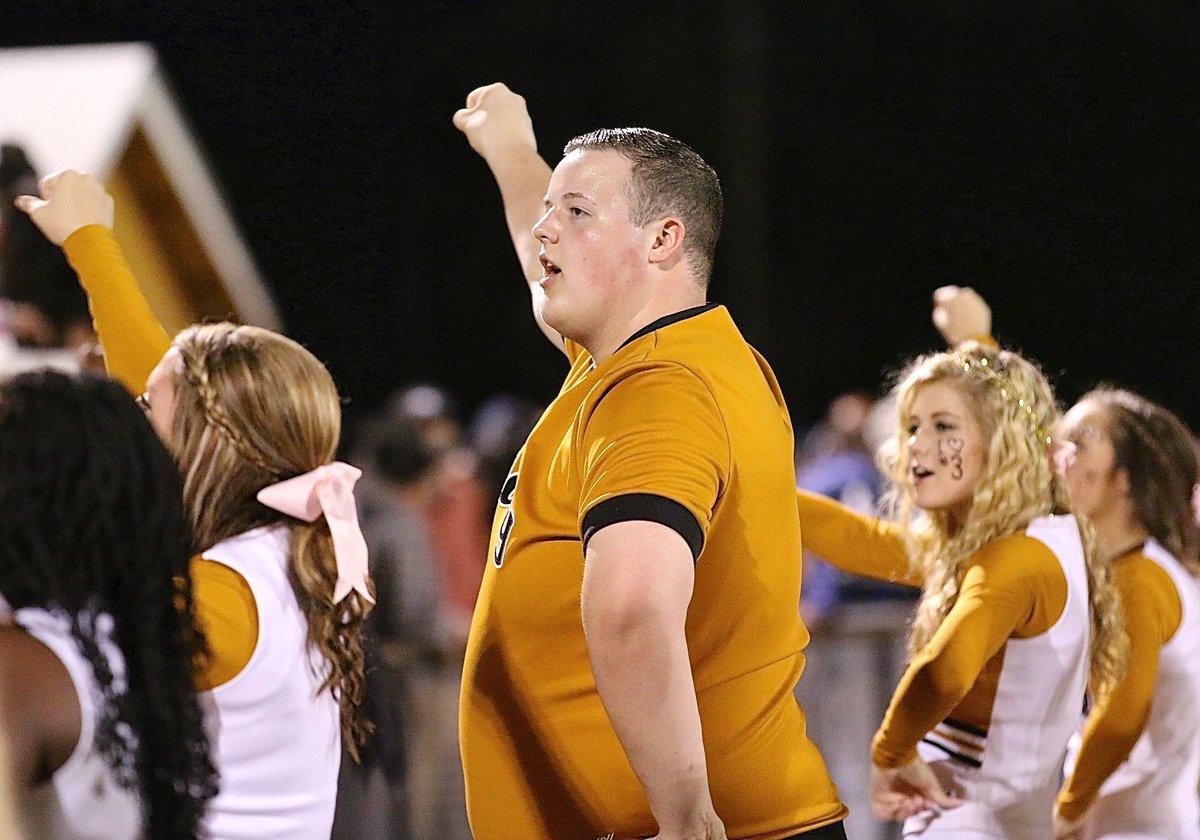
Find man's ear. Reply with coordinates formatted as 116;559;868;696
647;217;686;266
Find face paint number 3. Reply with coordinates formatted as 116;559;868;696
937;436;965;481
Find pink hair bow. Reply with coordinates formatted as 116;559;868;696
257;462;375;605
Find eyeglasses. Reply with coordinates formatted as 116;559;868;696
136;393;151;416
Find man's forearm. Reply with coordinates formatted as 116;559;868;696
582;521;722;837
481;145;553;286
453;84;564;349
586;604;714;832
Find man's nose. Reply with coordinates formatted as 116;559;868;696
532;208;556;242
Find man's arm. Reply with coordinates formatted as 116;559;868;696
582;520;726;840
452;83;564;353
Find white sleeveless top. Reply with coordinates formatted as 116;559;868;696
18;606;143;839
1068;538;1200;840
906;515;1091;839
200;526;341;840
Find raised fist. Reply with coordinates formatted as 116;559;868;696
13;169;114;246
452;82;537;160
932;285;992;346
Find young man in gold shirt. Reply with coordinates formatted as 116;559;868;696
452;84;847;840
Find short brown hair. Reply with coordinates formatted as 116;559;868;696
564;128;723;286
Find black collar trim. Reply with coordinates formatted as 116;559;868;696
617;303;717;352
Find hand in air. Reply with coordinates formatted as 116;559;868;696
869;757;962;821
452;82;537;160
932;285;992;347
13;169;114;246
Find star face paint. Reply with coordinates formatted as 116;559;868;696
905;381;987;521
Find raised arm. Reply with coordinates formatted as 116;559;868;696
931;285;995;348
14;171;171;393
453;83;564;353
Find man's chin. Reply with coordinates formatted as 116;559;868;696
540;307;569;337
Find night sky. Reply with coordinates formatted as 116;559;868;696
4;2;1199;435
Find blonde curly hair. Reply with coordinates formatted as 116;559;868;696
882;342;1126;702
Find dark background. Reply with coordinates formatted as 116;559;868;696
4;1;1199;434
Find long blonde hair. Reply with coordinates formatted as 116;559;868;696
170;322;372;754
883;342;1126;702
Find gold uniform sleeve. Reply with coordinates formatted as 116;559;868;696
1055;555;1181;821
871;535;1067;767
60;225;173;394
577;364;728;557
191;558;259;691
795;489;918;587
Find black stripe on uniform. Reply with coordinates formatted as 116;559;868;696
920;737;983;768
943;717;988;738
581;494;704;561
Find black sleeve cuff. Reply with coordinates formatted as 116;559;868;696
581;493;704;562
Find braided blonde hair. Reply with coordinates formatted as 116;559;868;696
170;322;373;754
882;342;1126;703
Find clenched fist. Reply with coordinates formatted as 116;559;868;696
452;82;537;160
932;285;992;347
13;169;114;246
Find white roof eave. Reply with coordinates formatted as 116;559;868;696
0;42;282;331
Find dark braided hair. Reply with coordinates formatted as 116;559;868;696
0;370;217;839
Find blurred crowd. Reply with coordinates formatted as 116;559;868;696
0;144;99;375
792;392;913;840
333;385;542;840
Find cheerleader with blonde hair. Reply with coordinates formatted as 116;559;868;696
797;337;1125;839
16;171;373;840
935;286;1200;840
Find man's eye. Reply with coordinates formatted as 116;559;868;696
569;207;587;217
